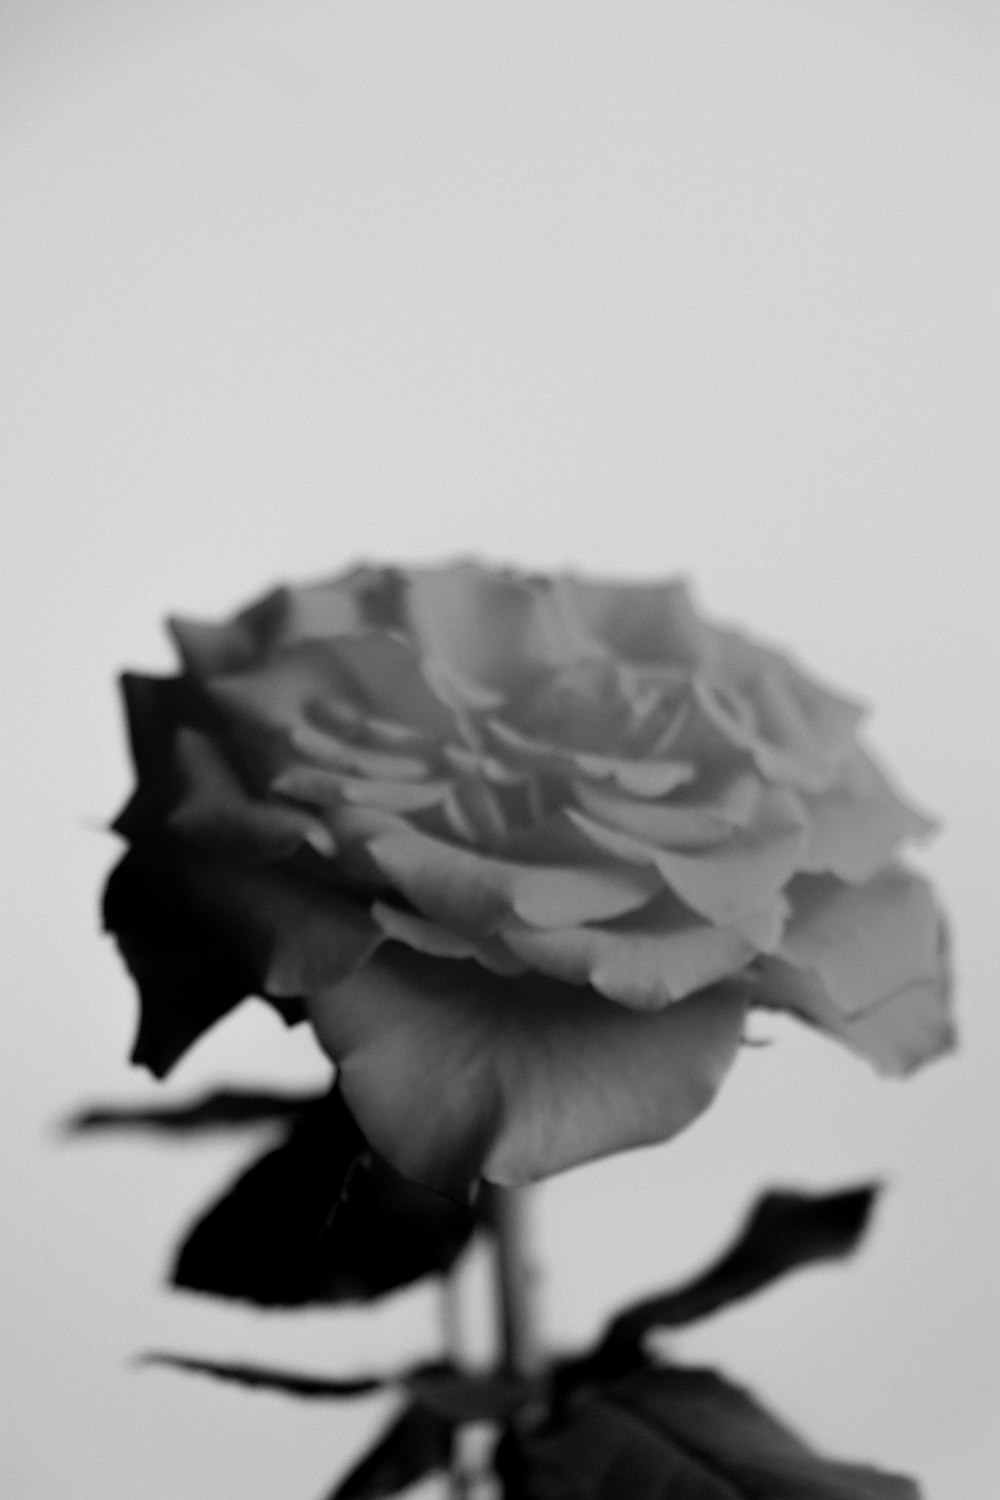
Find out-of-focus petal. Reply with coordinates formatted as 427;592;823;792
506;659;636;753
754;866;953;1074
692;661;860;794
554;575;709;666
775;867;947;1017
714;628;867;755
169;616;262;677
210;644;361;736
404;562;579;692
801;751;938;881
327;634;456;737
307;945;748;1194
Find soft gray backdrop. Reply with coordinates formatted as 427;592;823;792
1;3;996;1497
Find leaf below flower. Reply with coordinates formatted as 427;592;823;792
139;1353;384;1399
593;1184;879;1370
326;1401;455;1500
510;1366;919;1499
63;1086;321;1136
171;1089;478;1306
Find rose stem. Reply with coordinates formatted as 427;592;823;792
491;1185;543;1379
440;1267;474;1500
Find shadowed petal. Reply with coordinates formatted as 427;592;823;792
169;729;334;860
175;854;382;998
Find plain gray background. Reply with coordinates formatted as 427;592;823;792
1;3;997;1496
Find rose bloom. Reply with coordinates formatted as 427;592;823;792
107;562;952;1195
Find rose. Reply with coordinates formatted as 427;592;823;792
106;562;952;1195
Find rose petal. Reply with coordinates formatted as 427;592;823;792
715;628;867;755
114;673;212;837
307;945;748;1193
371;901;526;975
554;575;709;666
753;867;953;1074
365;825;661;935
569;785;808;925
210;644;361;737
571;772;761;849
507;659;638;753
289;722;432;782
499;895;758;1008
250;577;366;648
326;634;456;737
485;718;695;797
801;751;938;880
175;854;381;998
404;563;579;692
829;977;956;1075
168;731;335;860
692;651;863;794
273;763;448;814
776;867;947;1018
168;616;262;677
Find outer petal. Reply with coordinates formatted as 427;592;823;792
307;945;748;1195
800;751;937;881
755;866;953;1074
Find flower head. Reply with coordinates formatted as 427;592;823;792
107;562;952;1194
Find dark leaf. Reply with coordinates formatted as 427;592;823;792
103;842;289;1079
171;1088;366;1304
318;1150;480;1302
139;1353;383;1399
511;1365;919;1499
327;1402;454;1500
171;1088;478;1306
594;1185;879;1369
406;1366;540;1424
63;1086;321;1136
